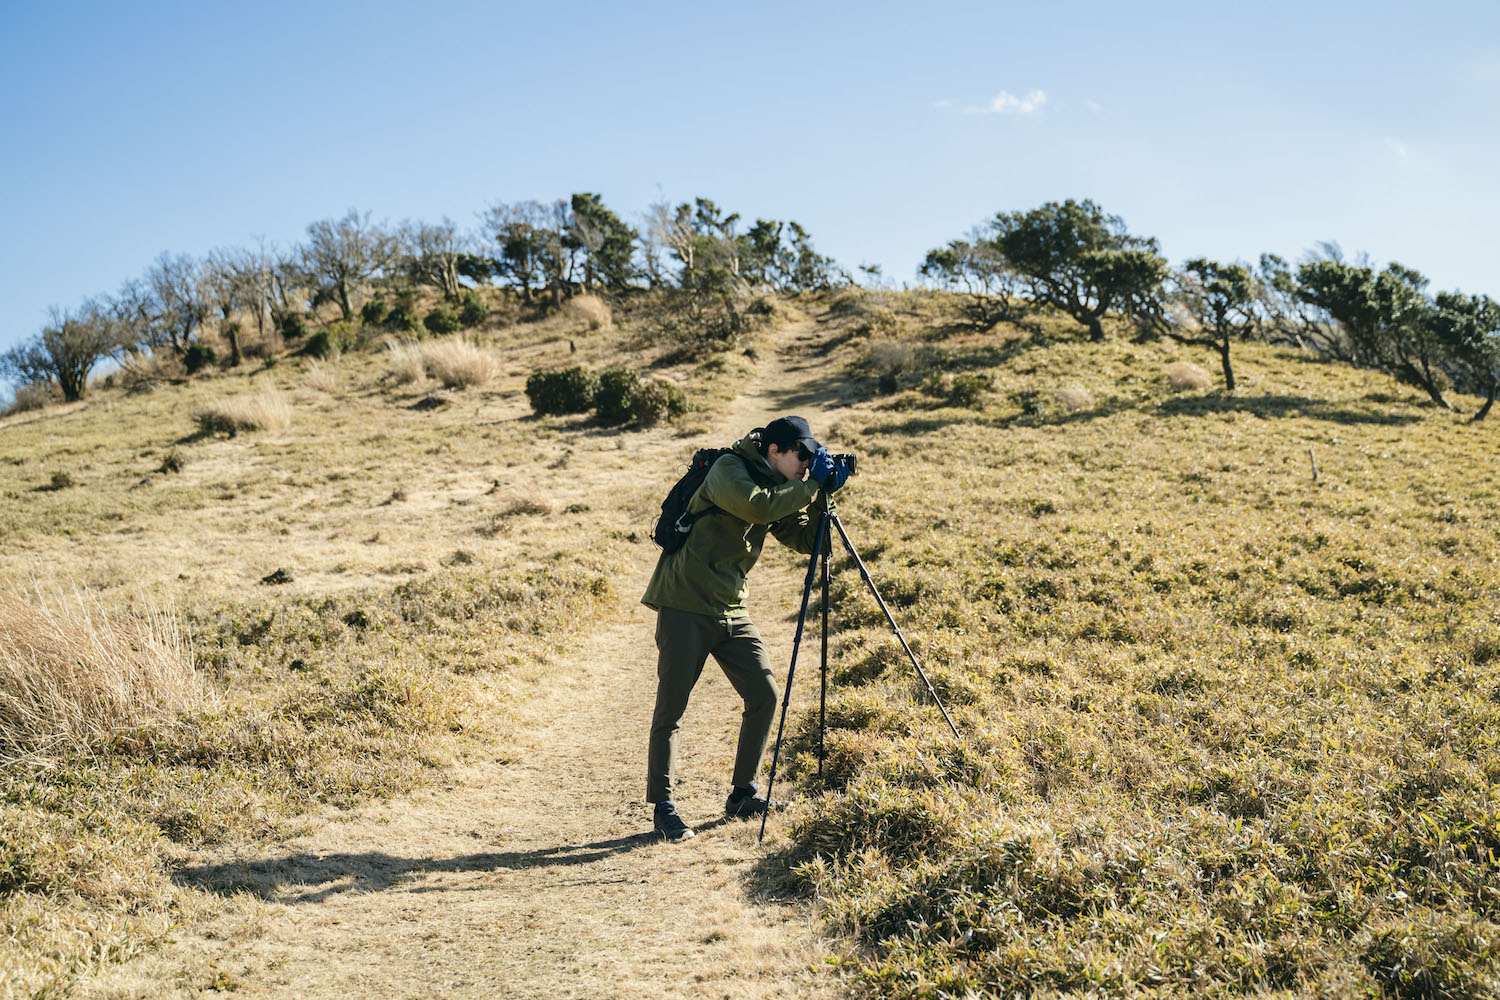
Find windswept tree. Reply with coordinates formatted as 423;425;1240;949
303;209;395;320
1166;259;1260;390
1297;259;1453;409
569;193;637;293
482;201;548;303
399;218;468;301
988;199;1169;341
1430;292;1500;420
1254;253;1344;357
919;234;1020;327
205;248;258;366
1;301;125;402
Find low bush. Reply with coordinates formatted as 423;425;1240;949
594;367;640;424
277;312;309;341
459;293;490;328
183;341;218;375
949;371;993;407
193;387;291;436
385;305;419;332
627;379;689;426
525;367;599;415
361;298;390;325
424;305;462;335
3;381;55;416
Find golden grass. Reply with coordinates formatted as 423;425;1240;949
1166;359;1214;389
0;589;202;762
193;386;291;436
566;293;612;331
385;336;426;384
419;336;501;388
302;358;342;394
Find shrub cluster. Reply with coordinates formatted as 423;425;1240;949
525;365;688;425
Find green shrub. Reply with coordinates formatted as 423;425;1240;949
277;313;309;341
950;371;993;407
594;368;640;424
424;305;462;335
627;380;689;426
385;305;418;332
361;299;389;325
459;294;489;328
183;342;218;375
525;367;599;415
303;330;337;360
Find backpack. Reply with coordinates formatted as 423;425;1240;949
651;447;747;553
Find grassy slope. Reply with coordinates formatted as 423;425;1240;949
773;292;1500;997
0;292;755;997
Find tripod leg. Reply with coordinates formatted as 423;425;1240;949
759;511;829;843
827;513;962;741
819;518;831;784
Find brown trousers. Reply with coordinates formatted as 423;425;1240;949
646;606;778;804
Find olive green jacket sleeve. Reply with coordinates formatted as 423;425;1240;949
640;435;823;617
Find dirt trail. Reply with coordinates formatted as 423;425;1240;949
82;318;859;999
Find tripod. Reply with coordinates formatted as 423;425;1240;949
758;498;962;842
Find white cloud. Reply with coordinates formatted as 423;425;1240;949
1385;137;1414;162
1084;98;1102;114
982;89;1047;115
934;98;954;109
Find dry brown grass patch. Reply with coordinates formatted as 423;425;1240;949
421;337;501;389
1053;385;1095;411
0;590;203;762
303;358;342;393
1166;360;1213;390
385;337;427;385
565;294;612;331
193;386;291;436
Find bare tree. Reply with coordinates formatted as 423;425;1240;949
1;301;125;402
303;209;395;319
146;252;211;354
399;218;468;300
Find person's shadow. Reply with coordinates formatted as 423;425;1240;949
173;820;732;904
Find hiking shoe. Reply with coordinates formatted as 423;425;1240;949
725;783;770;819
653;801;695;842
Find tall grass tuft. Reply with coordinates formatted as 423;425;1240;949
303;358;342;394
0;590;202;762
386;337;426;385
420;337;501;389
194;386;291;436
565;294;612;331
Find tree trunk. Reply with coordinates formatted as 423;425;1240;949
1086;315;1105;342
1472;384;1495;422
1219;340;1235;391
337;282;353;320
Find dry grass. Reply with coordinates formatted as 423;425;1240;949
385;336;426;384
1052;384;1094;411
193;386;291;436
0;589;202;762
1166;359;1213;389
3;382;55;416
420;336;501;389
302;358;342;394
566;293;612;331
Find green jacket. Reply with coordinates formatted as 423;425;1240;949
642;433;825;617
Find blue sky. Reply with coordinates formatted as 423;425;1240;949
2;0;1497;375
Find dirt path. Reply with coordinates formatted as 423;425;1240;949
81;318;860;999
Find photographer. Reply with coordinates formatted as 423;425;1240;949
642;416;849;841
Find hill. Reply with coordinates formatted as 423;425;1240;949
2;290;1497;997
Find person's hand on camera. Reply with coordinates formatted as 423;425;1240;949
808;448;848;493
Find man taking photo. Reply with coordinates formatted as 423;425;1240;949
642;416;849;842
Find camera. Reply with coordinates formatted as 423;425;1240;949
827;452;858;478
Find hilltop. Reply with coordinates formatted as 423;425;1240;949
2;290;1498;998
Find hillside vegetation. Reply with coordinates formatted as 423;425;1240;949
1;286;1497;998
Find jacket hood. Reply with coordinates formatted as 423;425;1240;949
732;432;782;483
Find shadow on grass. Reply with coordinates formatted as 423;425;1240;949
1154;394;1424;426
174;820;734;903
